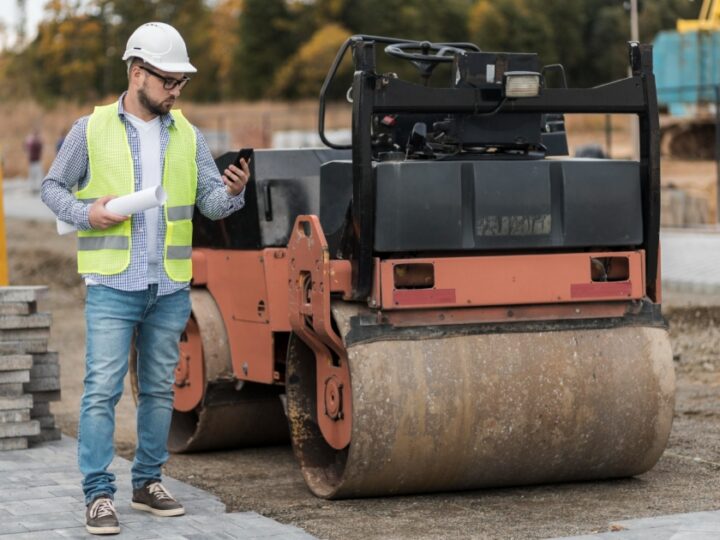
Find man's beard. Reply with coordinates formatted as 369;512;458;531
138;84;174;116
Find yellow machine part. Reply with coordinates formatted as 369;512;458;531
287;303;675;499
677;0;720;32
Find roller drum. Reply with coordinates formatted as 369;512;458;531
132;288;290;453
288;318;675;499
169;388;289;453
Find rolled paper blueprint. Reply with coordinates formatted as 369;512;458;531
56;185;168;235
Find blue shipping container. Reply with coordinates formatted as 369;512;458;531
654;29;720;115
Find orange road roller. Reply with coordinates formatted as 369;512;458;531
133;36;674;498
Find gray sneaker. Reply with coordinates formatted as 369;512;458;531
131;481;185;517
85;496;120;535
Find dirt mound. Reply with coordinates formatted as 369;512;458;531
8;246;81;291
661;119;716;160
5;218;83;301
666;306;720;378
667;305;720;326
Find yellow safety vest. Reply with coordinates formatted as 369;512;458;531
77;102;197;282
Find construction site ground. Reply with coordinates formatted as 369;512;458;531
6;155;720;539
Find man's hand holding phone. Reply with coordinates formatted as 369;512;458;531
223;149;252;196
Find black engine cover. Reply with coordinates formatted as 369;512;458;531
371;159;643;252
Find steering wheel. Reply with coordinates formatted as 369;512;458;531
384;41;470;82
385;41;467;63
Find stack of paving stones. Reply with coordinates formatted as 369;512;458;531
0;286;61;450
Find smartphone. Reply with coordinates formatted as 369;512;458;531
234;148;253;168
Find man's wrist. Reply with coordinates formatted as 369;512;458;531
75;204;93;231
226;186;245;197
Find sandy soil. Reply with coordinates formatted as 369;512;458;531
6;218;140;456
8;216;720;540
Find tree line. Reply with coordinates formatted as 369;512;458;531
0;0;699;105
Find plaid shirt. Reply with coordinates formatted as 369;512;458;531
41;94;245;295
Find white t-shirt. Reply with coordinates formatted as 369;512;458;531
124;112;162;283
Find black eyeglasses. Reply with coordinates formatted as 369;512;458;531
138;65;190;91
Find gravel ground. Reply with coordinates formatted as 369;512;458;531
8;217;720;540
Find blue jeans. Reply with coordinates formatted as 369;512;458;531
79;284;191;504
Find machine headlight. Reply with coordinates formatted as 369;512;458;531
503;71;543;98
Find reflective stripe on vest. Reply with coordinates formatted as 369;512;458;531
78;236;129;250
167;205;194;221
77;103;197;281
167;246;193;260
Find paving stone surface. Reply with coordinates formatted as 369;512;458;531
0;410;30;423
29;364;59;378
0;435;317;539
0;356;33;371
0;384;25;396
0;341;49;355
0;395;33;411
0;371;30;384
0;314;51;330
27;427;61;444
24;376;60;392
0;420;39;438
29;390;60;403
0;328;50;342
0;303;35;316
30;402;49;416
30;352;59;365
0;437;27;451
552;510;720;539
0;287;48;304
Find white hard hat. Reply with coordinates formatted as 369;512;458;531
122;22;197;73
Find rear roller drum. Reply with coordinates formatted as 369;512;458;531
168;385;289;453
131;288;288;453
287;302;675;499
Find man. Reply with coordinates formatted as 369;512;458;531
41;22;250;535
24;129;43;192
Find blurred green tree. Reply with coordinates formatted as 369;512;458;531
92;0;219;101
0;0;706;102
468;0;701;88
468;0;559;70
16;2;105;104
269;22;352;99
232;0;302;99
163;0;220;101
582;0;700;85
210;0;242;100
343;0;473;43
